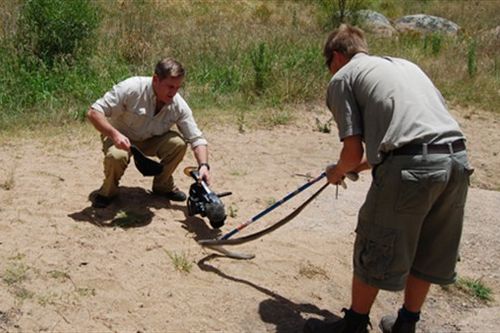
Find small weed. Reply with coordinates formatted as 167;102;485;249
228;204;238;218
424;33;443;56
467;39;477;78
2;263;29;286
76;287;96;297
48;270;71;281
265;109;293;127
315;117;332;133
165;250;193;273
12;286;34;300
265;197;277;207
250;42;272;95
299;262;329;280
456;277;493;302
237;109;246;133
37;292;59;307
0;169;15;190
229;170;247;177
8;253;25;261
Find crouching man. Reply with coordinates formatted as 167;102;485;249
87;58;211;208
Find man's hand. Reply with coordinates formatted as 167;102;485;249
198;164;211;185
111;131;131;151
87;108;130;151
325;163;346;186
193;145;211;184
326;135;364;186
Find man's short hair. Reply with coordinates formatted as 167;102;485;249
154;58;185;80
324;24;369;64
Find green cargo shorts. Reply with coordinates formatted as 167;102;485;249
353;150;473;291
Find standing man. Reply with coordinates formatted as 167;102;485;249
87;58;211;208
304;25;473;333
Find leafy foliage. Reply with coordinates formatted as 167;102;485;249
0;0;498;131
17;0;100;66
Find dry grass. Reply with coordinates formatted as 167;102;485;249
0;0;498;135
298;262;330;280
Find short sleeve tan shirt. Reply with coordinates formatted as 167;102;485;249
326;53;463;165
91;76;207;147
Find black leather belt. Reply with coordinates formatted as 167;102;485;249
392;139;466;156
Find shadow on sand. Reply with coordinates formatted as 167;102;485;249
197;255;339;333
69;186;174;228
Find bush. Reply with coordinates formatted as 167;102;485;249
17;0;100;66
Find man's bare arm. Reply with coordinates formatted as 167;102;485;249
87;108;130;151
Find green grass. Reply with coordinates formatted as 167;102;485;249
456;277;494;302
2;263;29;286
0;0;498;132
165;250;193;274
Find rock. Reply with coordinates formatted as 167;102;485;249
356;9;397;37
394;14;461;36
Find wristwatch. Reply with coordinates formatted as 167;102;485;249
198;163;210;171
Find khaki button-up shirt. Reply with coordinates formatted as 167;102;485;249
91;76;207;147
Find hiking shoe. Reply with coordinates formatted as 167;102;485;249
379;314;416;333
154;187;187;202
92;194;114;208
303;308;370;333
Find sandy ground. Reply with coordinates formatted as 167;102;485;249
0;105;499;333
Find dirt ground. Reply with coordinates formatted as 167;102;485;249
0;105;499;333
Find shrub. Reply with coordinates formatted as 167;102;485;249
467;38;477;78
250;42;272;95
17;0;100;66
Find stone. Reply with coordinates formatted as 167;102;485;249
394;14;461;36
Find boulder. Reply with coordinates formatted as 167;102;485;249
394;14;461;36
356;9;397;37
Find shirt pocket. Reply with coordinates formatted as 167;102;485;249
123;107;148;127
395;169;447;214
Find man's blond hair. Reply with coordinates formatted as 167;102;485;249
323;24;368;64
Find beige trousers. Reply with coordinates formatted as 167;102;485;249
98;131;187;197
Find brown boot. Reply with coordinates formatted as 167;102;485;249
153;186;187;202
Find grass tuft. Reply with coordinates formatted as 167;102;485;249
0;169;15;190
2;263;29;286
456;277;494;302
299;262;329;280
165;250;193;274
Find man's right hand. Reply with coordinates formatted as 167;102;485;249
111;131;131;151
87;108;130;151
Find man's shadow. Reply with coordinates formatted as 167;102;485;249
69;186;180;228
68;186;222;239
198;255;339;333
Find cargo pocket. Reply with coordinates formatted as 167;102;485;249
395;169;447;214
354;223;396;281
